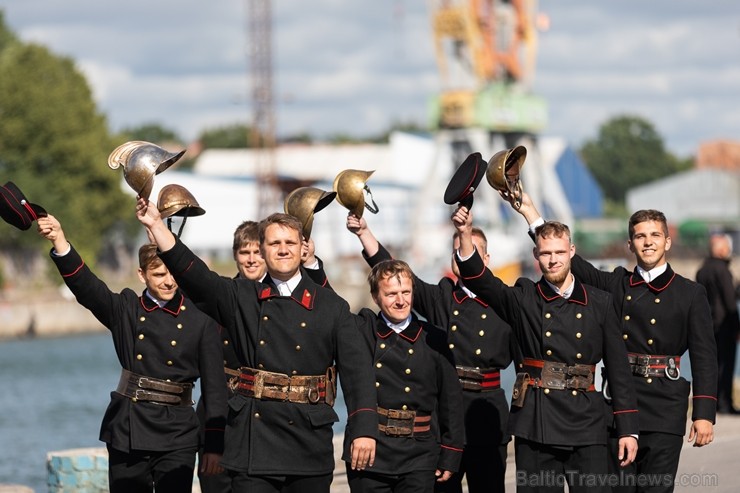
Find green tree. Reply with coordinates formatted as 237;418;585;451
0;18;134;263
199;123;252;149
120;123;182;146
579;115;691;205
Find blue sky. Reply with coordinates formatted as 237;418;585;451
1;0;738;157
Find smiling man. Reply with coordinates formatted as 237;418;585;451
510;194;717;493
36;214;227;493
349;259;464;493
137;201;378;493
452;205;639;493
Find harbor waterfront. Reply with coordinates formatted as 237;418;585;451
3;331;740;491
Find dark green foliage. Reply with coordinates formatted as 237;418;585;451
0;17;135;262
579;115;691;205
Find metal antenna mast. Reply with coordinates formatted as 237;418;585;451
248;0;280;218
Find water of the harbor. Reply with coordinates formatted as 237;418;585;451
3;331;722;492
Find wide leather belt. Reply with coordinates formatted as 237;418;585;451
115;368;193;406
522;358;596;391
377;406;432;437
456;366;501;391
627;353;681;380
230;366;335;405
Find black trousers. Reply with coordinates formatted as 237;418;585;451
608;431;682;493
107;445;197;493
434;443;508;493
229;471;332;493
715;324;738;412
346;467;437;493
514;437;610;493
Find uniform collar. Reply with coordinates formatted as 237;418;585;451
537;275;588;305
376;315;423;342
258;274;316;309
453;283;488;307
140;289;185;315
630;263;676;292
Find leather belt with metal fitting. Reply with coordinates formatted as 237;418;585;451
230;366;331;405
115;368;194;406
456;366;501;392
627;353;681;380
522;358;596;391
377;406;432;437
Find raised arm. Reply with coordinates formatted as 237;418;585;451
451;205;474;258
37;214;69;254
346;212;380;258
136;196;176;252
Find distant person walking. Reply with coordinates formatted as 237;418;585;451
697;233;740;415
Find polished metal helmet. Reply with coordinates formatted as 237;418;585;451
283;186;337;240
156;184;205;238
157;184;206;219
486;145;527;209
107;141;185;200
332;169;379;219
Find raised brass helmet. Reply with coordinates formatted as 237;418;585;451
157;184;206;219
283;186;337;240
486;146;527;209
108;141;185;200
156;184;205;238
332;169;379;219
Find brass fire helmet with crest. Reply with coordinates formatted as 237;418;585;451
283;186;336;240
332;169;379;219
107;141;185;201
486;145;527;210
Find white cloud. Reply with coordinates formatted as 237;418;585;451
1;0;737;156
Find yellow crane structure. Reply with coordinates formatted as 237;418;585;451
428;0;546;132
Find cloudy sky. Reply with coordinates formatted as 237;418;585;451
1;0;738;157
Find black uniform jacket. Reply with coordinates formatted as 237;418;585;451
364;244;518;447
457;249;639;446
159;238;378;476
696;256;739;333
50;244;227;454
572;255;717;435
344;309;464;474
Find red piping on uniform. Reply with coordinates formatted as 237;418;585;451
613;409;638;414
441;445;463;452
348;408;376;418
61;261;85;278
692;395;717;401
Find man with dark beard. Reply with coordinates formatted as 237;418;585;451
452;205;639;493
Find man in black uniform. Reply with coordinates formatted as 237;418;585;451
452;205;639;493
348;259;464;493
199;219;332;493
346;213;517;493
510;193;716;493
137;200;378;493
37;214;227;493
696;233;740;415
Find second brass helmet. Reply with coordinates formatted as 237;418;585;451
108;141;185;200
486;145;527;209
332;169;379;219
157;184;206;219
283;186;336;240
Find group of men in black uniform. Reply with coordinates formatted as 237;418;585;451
0;143;721;493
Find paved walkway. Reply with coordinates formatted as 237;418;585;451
328;414;740;492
